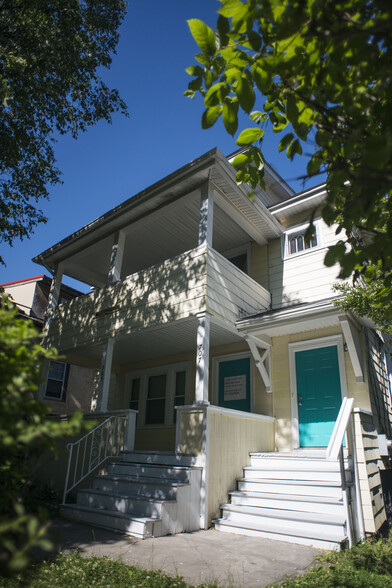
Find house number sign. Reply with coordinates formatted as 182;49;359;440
224;375;246;401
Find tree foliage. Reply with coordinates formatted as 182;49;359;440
185;0;392;319
0;0;127;263
0;298;84;575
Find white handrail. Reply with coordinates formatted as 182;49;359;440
326;396;365;547
326;397;354;461
63;410;137;504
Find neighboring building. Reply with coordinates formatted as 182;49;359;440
32;147;392;548
0;275;98;414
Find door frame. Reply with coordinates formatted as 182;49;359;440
212;351;254;412
289;335;348;449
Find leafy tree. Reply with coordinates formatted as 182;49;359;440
185;0;392;320
0;297;84;575
0;0;127;264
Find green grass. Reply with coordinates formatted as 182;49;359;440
2;532;392;587
0;551;218;588
269;533;392;587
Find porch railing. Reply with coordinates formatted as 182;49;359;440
326;397;365;546
62;410;137;504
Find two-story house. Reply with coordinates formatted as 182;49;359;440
33;147;392;549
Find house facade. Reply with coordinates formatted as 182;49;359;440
0;275;98;414
33;148;392;547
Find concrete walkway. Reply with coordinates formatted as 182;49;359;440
46;518;323;587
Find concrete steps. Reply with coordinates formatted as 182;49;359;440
214;452;351;549
60;451;202;538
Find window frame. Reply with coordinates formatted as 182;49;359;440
126;362;190;427
44;360;69;402
282;220;324;260
223;243;252;276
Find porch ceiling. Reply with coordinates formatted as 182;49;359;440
69;317;244;367
33;148;283;288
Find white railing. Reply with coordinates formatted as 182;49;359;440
326;397;365;546
62;410;137;504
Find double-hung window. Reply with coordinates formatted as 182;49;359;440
45;360;69;401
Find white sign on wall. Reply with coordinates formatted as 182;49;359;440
224;375;246;401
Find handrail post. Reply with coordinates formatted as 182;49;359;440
339;445;353;547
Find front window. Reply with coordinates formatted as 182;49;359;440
127;362;189;426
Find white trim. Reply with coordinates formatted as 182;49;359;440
195;314;211;405
282;219;324;260
212;351;254;411
338;314;364;382
198;182;214;247
44;360;68;401
289;335;348;449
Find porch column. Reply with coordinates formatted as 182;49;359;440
44;261;64;327
194;313;210;405
95;338;115;413
107;230;126;284
198;182;214;247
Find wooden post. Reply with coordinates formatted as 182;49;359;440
95;339;115;413
198;183;213;247
107;230;126;284
195;314;210;405
44;261;64;327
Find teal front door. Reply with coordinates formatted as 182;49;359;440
218;357;251;412
295;346;342;447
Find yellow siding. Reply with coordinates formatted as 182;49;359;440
177;410;204;455
207;411;275;522
45;247;208;351
134;427;176;452
251;243;269;290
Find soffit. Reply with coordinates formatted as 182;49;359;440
270;184;327;223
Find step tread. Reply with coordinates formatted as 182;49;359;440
213;517;346;542
229;490;343;504
112;461;198;471
78;488;176;504
221;504;345;524
238;477;347;487
62;503;162;523
94;474;189;486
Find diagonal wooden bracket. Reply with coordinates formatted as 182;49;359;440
338;314;364;383
245;335;272;393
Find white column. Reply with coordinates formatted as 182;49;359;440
194;314;210;405
45;261;64;327
198;183;214;247
95;338;115;413
107;230;126;284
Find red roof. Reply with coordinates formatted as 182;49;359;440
0;275;45;287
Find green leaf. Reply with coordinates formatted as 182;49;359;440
188;19;217;57
185;65;204;77
324;242;346;267
232;153;250;168
236;127;264;146
251;64;272;94
222;100;238;135
249;111;265;124
216;15;230;48
204;82;230;107
218;0;248;20
236;76;255;113
225;67;242;84
286;95;299;124
195;53;212;66
201;106;221;129
278;133;294;153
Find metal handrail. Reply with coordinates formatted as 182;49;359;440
62;411;136;504
326;397;365;546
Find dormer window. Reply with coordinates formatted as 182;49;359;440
284;221;322;259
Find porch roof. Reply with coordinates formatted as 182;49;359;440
236;298;370;338
33;148;284;288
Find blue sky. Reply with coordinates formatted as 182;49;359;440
0;0;321;289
